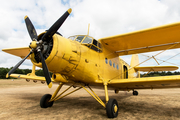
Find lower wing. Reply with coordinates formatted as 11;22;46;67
10;74;56;82
108;75;180;90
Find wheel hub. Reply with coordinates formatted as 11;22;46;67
113;104;118;113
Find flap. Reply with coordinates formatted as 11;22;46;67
2;47;30;59
99;22;180;56
134;66;178;72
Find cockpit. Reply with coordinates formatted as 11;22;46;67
68;35;102;52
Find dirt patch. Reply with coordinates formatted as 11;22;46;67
0;79;180;120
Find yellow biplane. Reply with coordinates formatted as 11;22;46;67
2;8;180;118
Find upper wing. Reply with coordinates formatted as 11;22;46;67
108;75;180;90
99;22;180;56
134;66;178;72
2;47;30;59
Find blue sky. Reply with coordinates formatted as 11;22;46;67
1;0;180;71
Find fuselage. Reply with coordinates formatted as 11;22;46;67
31;33;136;85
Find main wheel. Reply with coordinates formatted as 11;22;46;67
133;91;138;96
106;98;119;118
40;94;54;108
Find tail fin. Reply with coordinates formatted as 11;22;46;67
130;54;139;67
129;54;140;78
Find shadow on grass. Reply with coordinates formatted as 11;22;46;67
16;92;180;118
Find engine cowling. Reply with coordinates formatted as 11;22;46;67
30;33;81;75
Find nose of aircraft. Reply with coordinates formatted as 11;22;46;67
6;8;72;88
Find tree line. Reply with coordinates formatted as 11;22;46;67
140;71;180;77
0;67;180;79
0;67;46;79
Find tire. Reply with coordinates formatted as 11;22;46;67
133;91;138;96
40;94;54;108
106;98;119;118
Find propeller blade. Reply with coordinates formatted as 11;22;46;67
42;8;72;42
38;50;52;88
24;16;38;41
6;51;32;78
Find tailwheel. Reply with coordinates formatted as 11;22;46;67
40;94;54;108
133;90;138;96
106;98;119;118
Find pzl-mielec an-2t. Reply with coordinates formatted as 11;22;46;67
3;8;180;118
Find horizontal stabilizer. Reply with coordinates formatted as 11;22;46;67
134;66;178;72
2;47;30;59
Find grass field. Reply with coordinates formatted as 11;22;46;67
0;79;180;120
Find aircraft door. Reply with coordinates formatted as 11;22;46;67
123;65;128;79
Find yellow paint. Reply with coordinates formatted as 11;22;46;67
48;82;52;88
99;22;180;55
51;82;63;100
80;84;106;107
114;105;118;113
3;15;180;94
134;66;178;72
67;8;72;14
6;74;9;78
29;41;37;49
104;83;109;103
2;47;30;59
24;15;28;20
87;24;90;36
52;73;68;82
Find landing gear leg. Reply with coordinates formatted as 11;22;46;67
104;83;119;118
133;90;138;96
40;82;83;109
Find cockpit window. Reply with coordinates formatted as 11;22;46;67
82;36;93;44
69;35;103;52
90;39;102;52
68;36;77;40
75;36;85;43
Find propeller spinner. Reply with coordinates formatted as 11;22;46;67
6;8;72;88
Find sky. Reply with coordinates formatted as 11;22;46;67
1;0;180;71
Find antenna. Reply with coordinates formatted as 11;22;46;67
87;24;90;36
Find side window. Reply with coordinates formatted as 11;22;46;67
109;60;112;66
75;36;85;43
93;39;98;46
113;63;116;68
116;65;119;70
105;58;108;64
90;39;102;52
98;42;102;49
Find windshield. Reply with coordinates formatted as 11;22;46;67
75;36;85;43
82;36;93;44
68;36;77;40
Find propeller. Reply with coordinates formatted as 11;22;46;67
24;16;38;41
6;8;72;88
42;8;72;42
6;51;33;78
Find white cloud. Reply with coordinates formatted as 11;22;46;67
1;0;180;70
